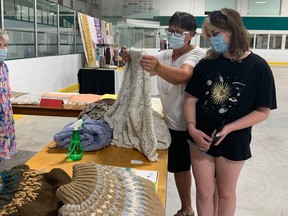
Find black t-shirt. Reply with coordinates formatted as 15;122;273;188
185;53;277;160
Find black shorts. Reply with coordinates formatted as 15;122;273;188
168;129;191;173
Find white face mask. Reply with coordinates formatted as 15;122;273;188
167;34;186;49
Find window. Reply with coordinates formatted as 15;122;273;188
37;9;42;23
29;7;34;22
2;0;80;59
205;0;237;14
42;11;48;24
255;34;268;49
248;0;281;15
249;34;255;48
269;35;282;49
22;6;29;21
199;35;210;48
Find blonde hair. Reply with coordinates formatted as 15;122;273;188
0;30;9;43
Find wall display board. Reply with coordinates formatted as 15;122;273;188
78;13;98;67
122;0;154;18
95;18;103;44
78;13;114;67
101;20;114;45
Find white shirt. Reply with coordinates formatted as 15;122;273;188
157;46;205;131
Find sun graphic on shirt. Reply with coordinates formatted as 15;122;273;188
211;82;231;105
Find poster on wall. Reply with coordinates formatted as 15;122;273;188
94;17;103;44
78;12;98;67
101;20;114;45
122;0;154;18
78;13;114;67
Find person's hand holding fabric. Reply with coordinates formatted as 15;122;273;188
122;49;130;62
140;54;160;73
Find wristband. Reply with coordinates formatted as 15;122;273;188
187;122;196;127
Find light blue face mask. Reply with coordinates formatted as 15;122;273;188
167;34;186;49
0;49;8;62
209;34;229;54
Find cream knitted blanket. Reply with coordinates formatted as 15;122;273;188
104;49;170;161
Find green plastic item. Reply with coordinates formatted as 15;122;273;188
67;119;84;161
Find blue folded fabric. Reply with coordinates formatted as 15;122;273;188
53;117;112;151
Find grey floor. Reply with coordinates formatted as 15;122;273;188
1;66;287;216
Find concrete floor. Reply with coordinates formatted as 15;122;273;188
1;66;287;216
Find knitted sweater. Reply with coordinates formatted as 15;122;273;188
0;164;71;215
57;162;164;216
104;49;170;162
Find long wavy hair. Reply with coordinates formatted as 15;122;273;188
202;8;250;61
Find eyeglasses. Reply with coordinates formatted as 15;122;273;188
165;28;190;37
208;10;227;24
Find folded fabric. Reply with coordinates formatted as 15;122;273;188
41;92;77;100
78;99;115;120
66;94;102;106
53;116;112;151
56;162;165;216
10;93;42;105
0;164;71;216
100;94;118;100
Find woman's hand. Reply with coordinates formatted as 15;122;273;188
122;49;131;62
140;55;160;72
210;123;232;146
188;126;212;152
211;107;270;146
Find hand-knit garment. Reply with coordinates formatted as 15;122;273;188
0;164;71;216
56;162;165;216
78;98;116;120
53;115;112;151
104;49;171;162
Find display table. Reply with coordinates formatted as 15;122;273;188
12;104;84;117
25;142;168;207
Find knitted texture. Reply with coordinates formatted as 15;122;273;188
0;164;71;216
53;115;112;151
104;49;170;161
56;162;164;216
150;98;171;149
78;99;116;120
153;114;172;149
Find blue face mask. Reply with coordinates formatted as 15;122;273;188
209;34;229;54
0;49;8;62
167;34;186;49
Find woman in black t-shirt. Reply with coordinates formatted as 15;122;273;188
184;8;277;216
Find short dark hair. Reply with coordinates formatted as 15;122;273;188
169;11;197;33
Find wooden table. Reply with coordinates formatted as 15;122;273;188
25;142;168;207
12;104;85;117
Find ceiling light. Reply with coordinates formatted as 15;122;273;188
255;1;266;3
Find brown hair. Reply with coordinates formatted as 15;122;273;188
202;8;250;61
